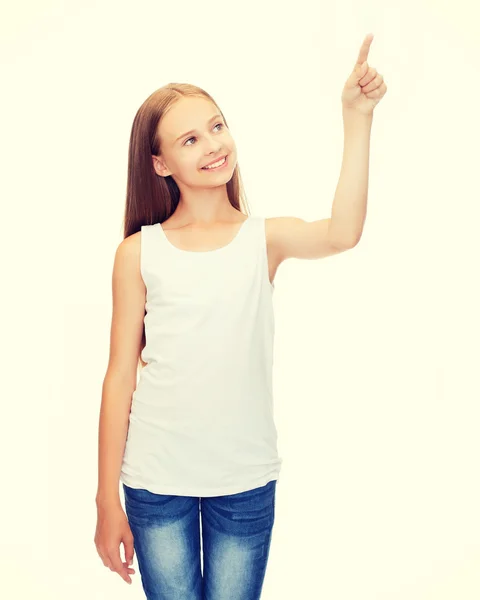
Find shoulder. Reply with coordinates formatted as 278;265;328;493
265;216;298;243
118;223;159;252
118;229;141;256
264;216;297;235
113;229;143;276
264;216;288;263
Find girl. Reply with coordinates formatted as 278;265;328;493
94;33;386;600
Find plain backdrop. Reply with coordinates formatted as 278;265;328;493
1;0;479;598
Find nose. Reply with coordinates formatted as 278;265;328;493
203;132;223;154
205;144;222;156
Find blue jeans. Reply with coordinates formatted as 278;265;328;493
122;479;277;599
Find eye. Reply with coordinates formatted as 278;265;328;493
184;122;224;146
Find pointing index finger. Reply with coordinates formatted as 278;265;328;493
356;33;374;66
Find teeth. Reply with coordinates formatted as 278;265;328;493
203;156;226;169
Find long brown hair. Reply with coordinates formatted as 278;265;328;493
122;82;251;239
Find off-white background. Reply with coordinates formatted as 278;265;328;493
1;0;479;598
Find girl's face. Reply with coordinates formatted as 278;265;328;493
153;96;237;187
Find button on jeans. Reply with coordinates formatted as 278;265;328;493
122;479;277;599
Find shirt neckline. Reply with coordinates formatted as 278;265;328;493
156;216;252;254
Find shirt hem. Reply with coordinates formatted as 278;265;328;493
120;470;281;497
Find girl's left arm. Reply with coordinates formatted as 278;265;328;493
328;108;373;248
271;33;387;261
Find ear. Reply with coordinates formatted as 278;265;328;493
152;155;170;177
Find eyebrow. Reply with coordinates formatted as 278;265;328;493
175;114;223;143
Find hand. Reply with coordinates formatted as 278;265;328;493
94;503;136;585
341;33;387;116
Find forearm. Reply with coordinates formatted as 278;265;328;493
329;108;373;246
95;373;134;508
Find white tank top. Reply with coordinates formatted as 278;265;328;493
120;215;283;497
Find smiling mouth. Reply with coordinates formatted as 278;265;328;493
201;155;228;170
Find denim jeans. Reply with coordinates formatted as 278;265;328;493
122;479;277;600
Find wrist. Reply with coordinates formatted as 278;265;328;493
342;106;374;119
96;490;122;509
